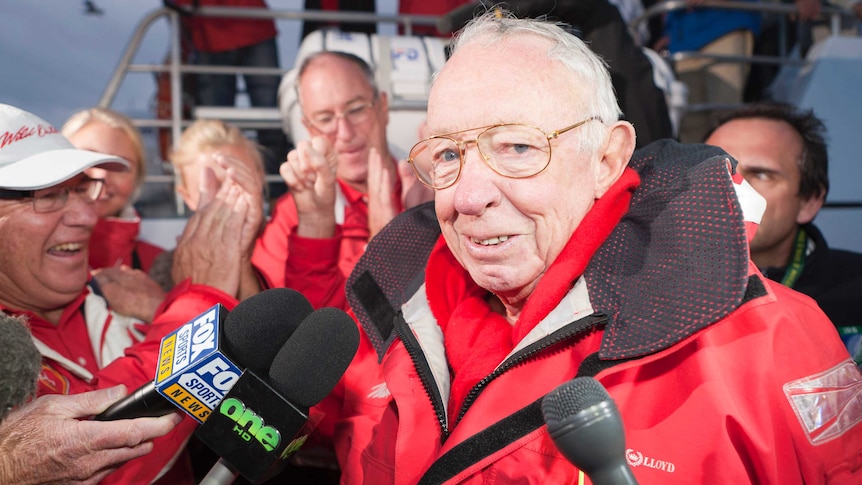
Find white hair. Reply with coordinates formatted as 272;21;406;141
449;9;623;153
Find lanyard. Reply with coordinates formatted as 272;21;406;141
781;228;808;288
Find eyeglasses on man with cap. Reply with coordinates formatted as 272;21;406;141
0;177;104;213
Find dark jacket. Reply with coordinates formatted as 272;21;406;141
762;223;862;363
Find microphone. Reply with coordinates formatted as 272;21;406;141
541;377;638;485
196;307;360;484
95;288;313;421
0;313;42;422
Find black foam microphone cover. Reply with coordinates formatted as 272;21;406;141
195;307;360;484
268;307;360;408
222;288;314;374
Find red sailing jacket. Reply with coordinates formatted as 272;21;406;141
313;140;862;484
88;214;164;272
252;178;402;310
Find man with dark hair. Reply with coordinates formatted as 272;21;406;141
705;102;862;363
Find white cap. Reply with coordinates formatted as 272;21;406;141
0;103;129;191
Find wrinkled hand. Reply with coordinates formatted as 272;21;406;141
0;386;181;485
172;177;249;297
367;147;402;238
210;152;266;257
280;136;339;238
92;265;166;322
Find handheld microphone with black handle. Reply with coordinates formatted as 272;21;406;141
197;307;361;484
95;288;313;421
541;377;638;485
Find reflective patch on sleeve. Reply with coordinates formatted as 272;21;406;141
730;169;766;225
783;359;862;445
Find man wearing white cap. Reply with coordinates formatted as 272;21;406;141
0;103;247;483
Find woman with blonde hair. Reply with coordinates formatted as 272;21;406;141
156;119;268;301
62;107;164;272
169;118;266;212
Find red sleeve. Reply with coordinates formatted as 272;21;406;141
252;193;298;289
283;228;347;310
91;280;240;484
252;194;349;309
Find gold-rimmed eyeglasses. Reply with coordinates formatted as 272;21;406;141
0;177;105;213
305;99;377;135
406;117;602;189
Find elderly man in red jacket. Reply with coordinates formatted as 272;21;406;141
307;10;862;484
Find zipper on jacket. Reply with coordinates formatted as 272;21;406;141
395;311;608;443
394;312;452;441
453;313;607;429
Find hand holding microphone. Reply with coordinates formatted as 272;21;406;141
541;377;638;485
198;306;360;484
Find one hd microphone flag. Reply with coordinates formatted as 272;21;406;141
195;369;322;483
154;304;242;423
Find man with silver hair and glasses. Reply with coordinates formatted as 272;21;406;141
0;103;251;484
305;11;862;484
253;50;431;309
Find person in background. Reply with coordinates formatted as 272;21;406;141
744;0;823;102
661;0;761;142
301;0;377;37
253;50;432;309
309;11;862;483
62;108;168;324
158;118;267;302
0;102;255;484
62;107;164;273
168;0;288;198
704;102;862;364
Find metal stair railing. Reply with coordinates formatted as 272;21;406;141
97;5;439;216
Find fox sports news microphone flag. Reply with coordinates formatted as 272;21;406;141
153;304;238;422
96;288;313;422
197;307;361;484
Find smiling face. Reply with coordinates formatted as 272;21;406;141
298;54;390;192
65;120;140;218
705;117;823;268
428;35;629;311
0;174;99;323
